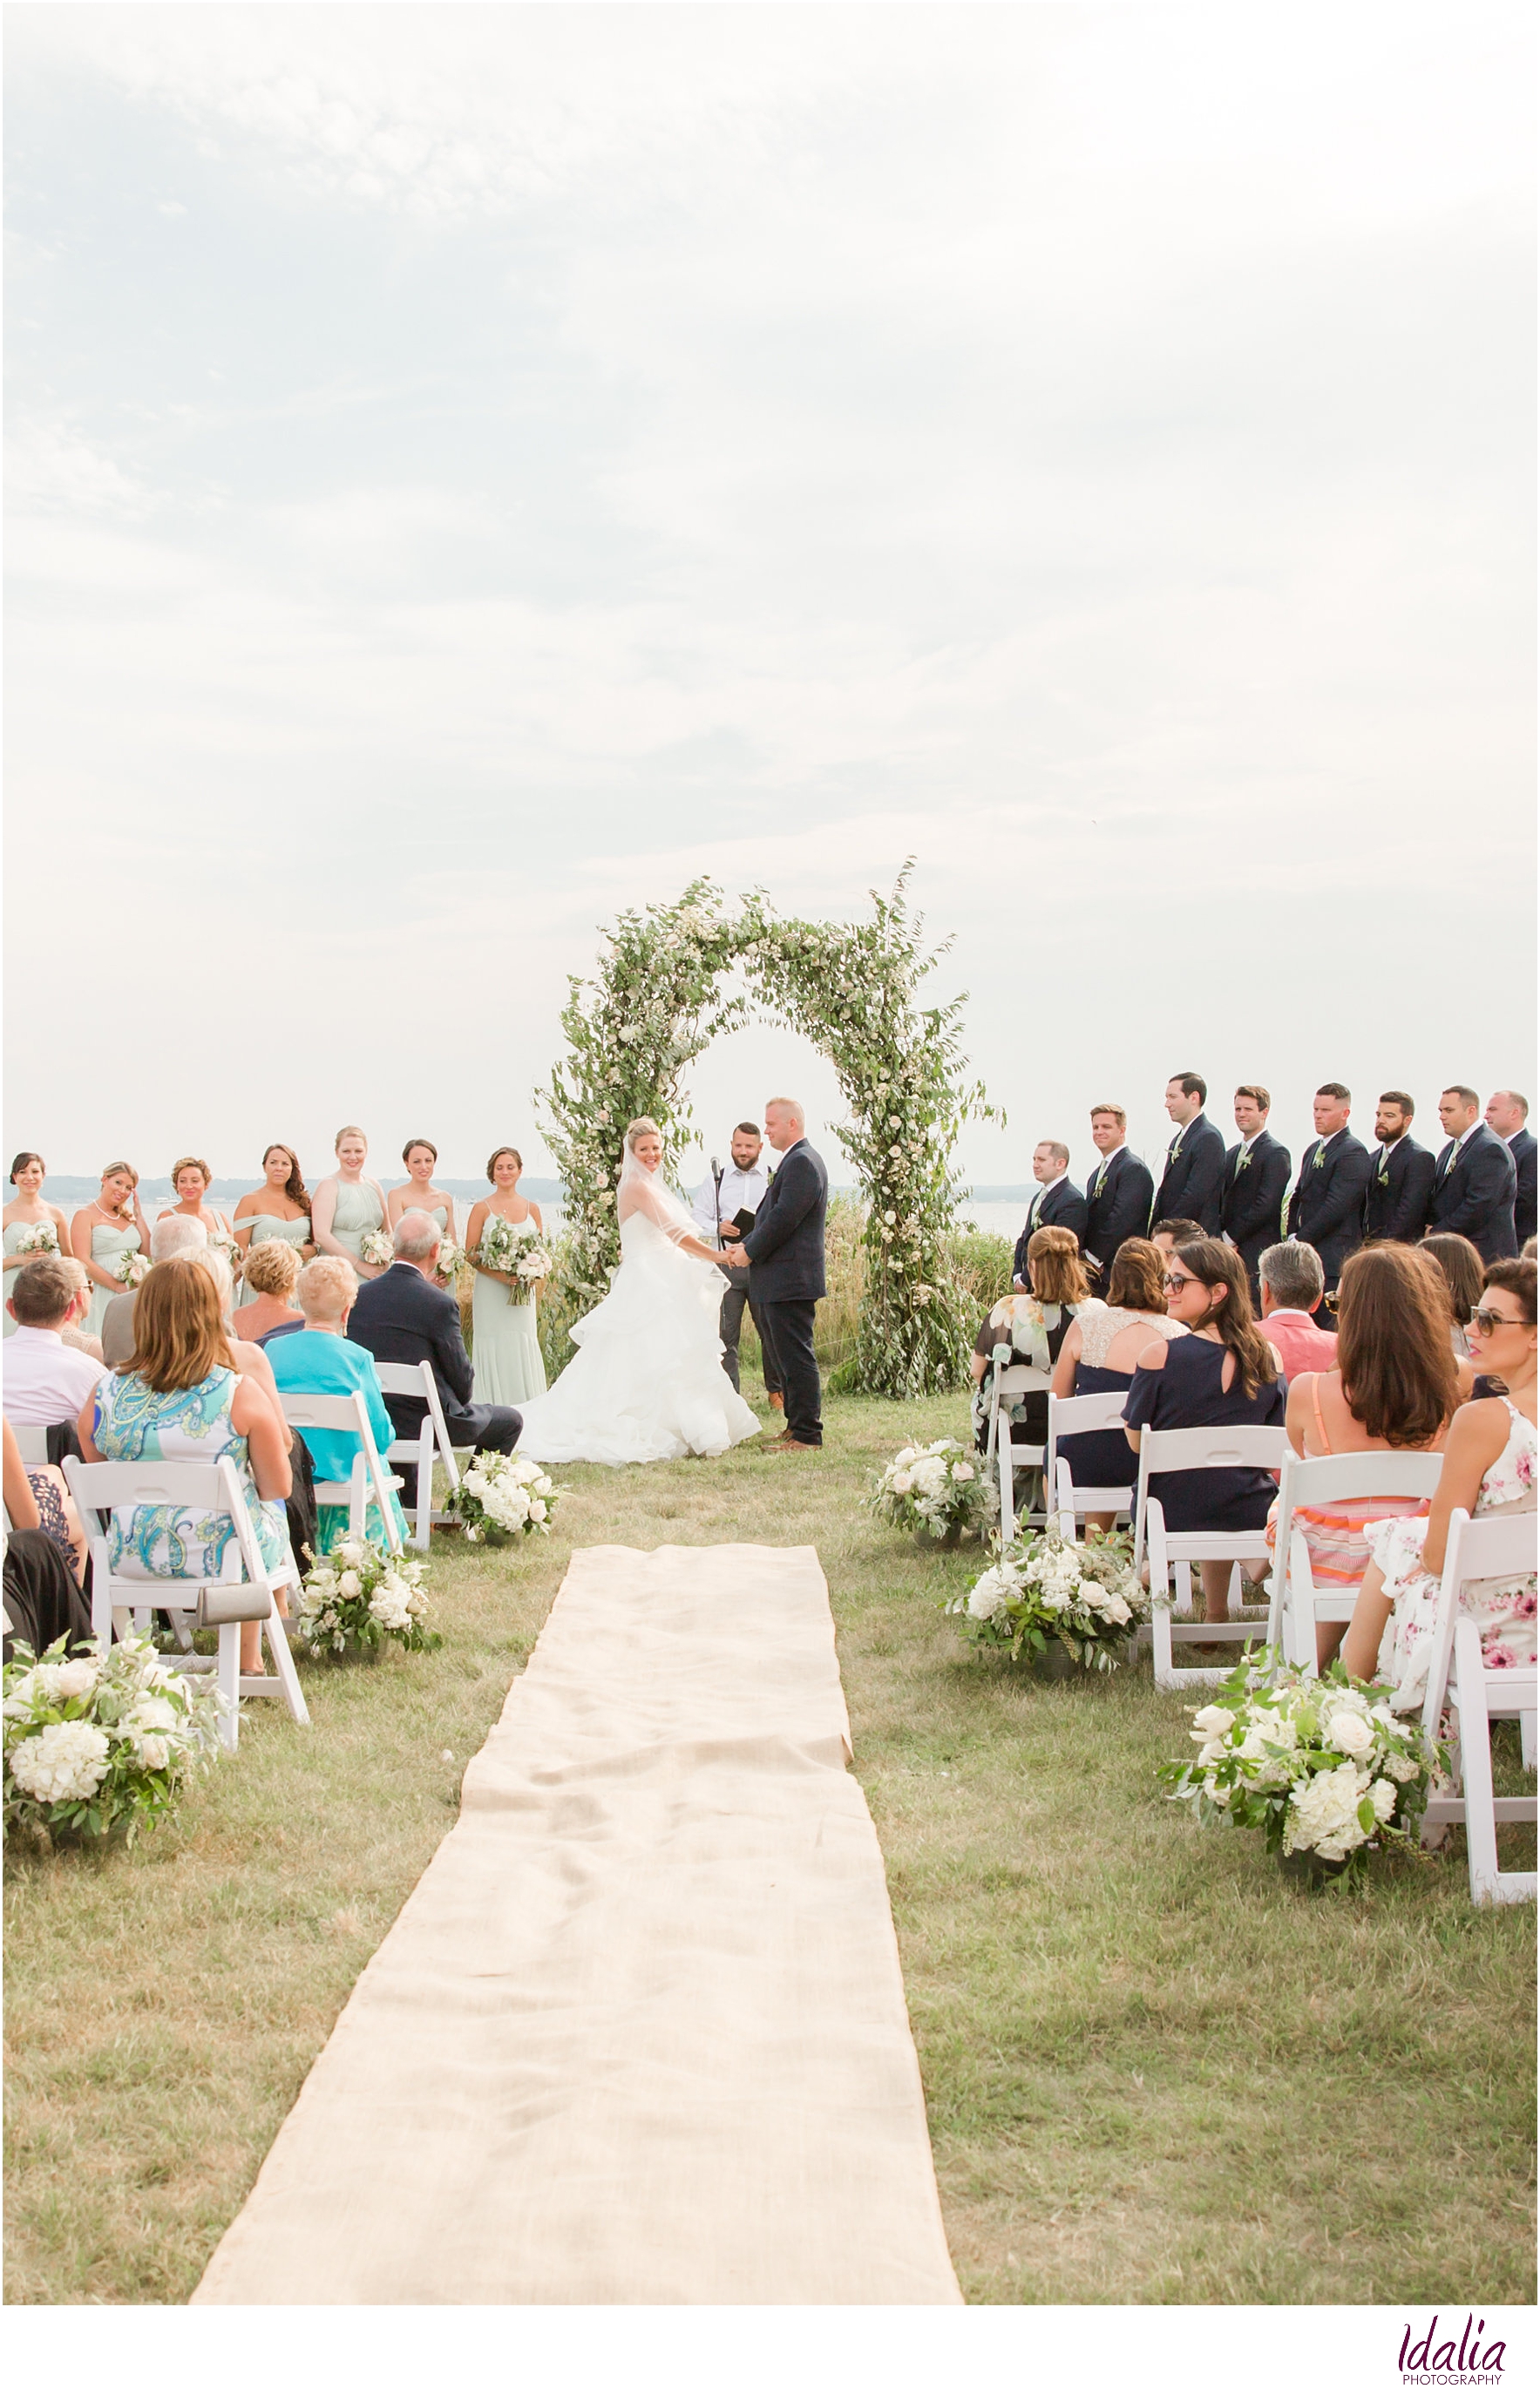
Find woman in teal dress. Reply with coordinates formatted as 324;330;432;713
233;1143;315;1272
70;1162;151;1341
4;1151;71;1340
78;1256;293;1674
267;1256;409;1555
311;1126;390;1281
466;1145;548;1408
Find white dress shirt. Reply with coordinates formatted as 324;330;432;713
3;1325;110;1425
691;1160;771;1242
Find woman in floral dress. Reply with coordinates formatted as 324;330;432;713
1340;1257;1537;1707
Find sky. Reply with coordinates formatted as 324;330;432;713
4;1;1535;1200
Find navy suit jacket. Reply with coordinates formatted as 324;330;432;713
743;1141;828;1303
1219;1130;1292;1284
346;1260;478;1436
1152;1115;1225;1235
1012;1178;1089;1284
1509;1128;1537;1247
1082;1149;1154;1282
1286;1129;1372;1286
1428;1123;1519;1263
1362;1136;1437;1246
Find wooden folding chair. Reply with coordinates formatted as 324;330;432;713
1418;1508;1537;1905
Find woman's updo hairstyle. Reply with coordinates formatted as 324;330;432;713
403;1137;438;1166
170;1155;213;1190
101;1162;139;1202
485;1146;523;1181
334;1124;367;1152
10;1152;44;1184
241;1239;302;1299
624;1118;662;1155
1482;1256;1537;1326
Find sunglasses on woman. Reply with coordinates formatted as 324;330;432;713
1470;1306;1523;1335
1163;1272;1200;1292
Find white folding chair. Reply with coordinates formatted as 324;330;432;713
1418;1509;1537;1905
277;1389;404;1557
1265;1449;1445;1671
1048;1391;1134;1531
370;1360;467;1551
62;1455;309;1754
986;1346;1052;1540
5;1421;51;1466
1134;1425;1290;1688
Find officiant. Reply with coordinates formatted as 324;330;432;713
692;1123;784;1410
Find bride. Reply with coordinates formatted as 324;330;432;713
515;1117;763;1466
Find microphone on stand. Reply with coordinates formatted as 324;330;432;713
710;1156;724;1249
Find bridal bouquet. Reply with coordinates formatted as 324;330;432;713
474;1214;553;1301
949;1524;1147;1671
296;1537;440;1657
1157;1656;1443;1882
11;1221;59;1258
3;1634;221;1845
869;1437;988;1544
360;1228;395;1270
446;1451;560;1544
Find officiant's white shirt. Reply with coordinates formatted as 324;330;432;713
692;1162;771;1240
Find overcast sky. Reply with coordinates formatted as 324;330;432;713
5;2;1534;1197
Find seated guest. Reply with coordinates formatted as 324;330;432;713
346;1211;523;1503
267;1258;408;1555
1285;1084;1371;1315
1011;1143;1088;1288
55;1259;105;1361
1418;1231;1485;1360
1051;1237;1188;1530
1150;1218;1204;1259
973;1225;1089;1457
157;1155;234;1239
1257;1240;1339;1379
234;1239;303;1344
193;1243;315;1562
1362;1090;1436;1245
1152;1074;1226;1235
78;1258;291;1676
1428;1085;1519;1264
1082;1106;1155;1295
1220;1086;1292;1300
1275;1244;1457;1665
101;1215;208;1367
1485;1089;1536;1247
1124;1238;1286;1625
2;1422;92;1658
1525;1236;1538;1262
1340;1259;1536;1705
3;1255;109;1421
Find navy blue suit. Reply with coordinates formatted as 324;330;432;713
743;1140;828;1444
1152;1115;1225;1235
347;1262;523;1497
1362;1136;1436;1246
1219;1130;1292;1294
1082;1149;1155;1287
1428;1123;1519;1264
1012;1178;1089;1286
1286;1129;1371;1294
1508;1128;1537;1247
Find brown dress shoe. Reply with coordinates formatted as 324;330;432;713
773;1438;820;1453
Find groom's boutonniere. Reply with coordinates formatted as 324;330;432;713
1237;1149;1252;1173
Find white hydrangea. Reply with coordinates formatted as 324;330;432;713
1369;1776;1399;1822
10;1720;112;1804
1284;1761;1371;1861
967;1570;1012;1622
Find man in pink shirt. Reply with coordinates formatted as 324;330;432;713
1257;1240;1338;1381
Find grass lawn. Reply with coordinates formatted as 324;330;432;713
5;1380;1535;2304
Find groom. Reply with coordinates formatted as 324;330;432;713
724;1096;828;1453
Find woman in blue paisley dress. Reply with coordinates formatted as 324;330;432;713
78;1255;293;1674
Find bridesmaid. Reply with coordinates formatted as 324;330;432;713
311;1125;390;1281
157;1156;234;1239
465;1146;548;1406
3;1153;71;1340
233;1143;316;1268
387;1138;459;1248
71;1162;151;1340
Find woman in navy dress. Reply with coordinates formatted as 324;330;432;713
1123;1237;1286;1621
1051;1238;1189;1528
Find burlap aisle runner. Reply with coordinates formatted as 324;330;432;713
193;1543;960;2304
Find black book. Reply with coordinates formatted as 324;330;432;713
729;1205;758;1236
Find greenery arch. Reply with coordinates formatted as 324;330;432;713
539;867;995;1396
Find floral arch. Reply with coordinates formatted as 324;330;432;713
538;867;994;1396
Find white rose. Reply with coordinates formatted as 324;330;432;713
1191;1706;1232;1735
890;1471;913;1495
137;1733;171;1773
337;1571;363;1598
528;1498;547;1522
1096;1591;1132;1626
336;1541;366;1567
950;1462;975;1483
1369;1777;1398;1822
128;1696;178;1734
9;1719;111;1804
1327;1711;1374;1758
893;1448;918;1469
55;1660;100;1701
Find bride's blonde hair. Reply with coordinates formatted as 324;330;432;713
623;1117;662;1154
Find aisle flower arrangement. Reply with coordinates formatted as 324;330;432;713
3;1634;220;1843
474;1214;553;1299
11;1221;60;1258
1157;1657;1443;1880
446;1451;560;1544
360;1228;395;1269
947;1524;1146;1669
296;1538;440;1656
869;1437;988;1543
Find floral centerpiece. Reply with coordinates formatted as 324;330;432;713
1157;1656;1444;1882
296;1537;440;1656
446;1451;560;1544
11;1221;60;1258
360;1227;395;1270
948;1524;1147;1671
473;1214;553;1301
869;1437;988;1544
3;1634;221;1844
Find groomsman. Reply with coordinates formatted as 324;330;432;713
1150;1073;1225;1235
1484;1089;1536;1246
1361;1090;1436;1245
1011;1140;1087;1288
1218;1084;1292;1299
1428;1085;1518;1263
1286;1082;1371;1316
1082;1105;1154;1291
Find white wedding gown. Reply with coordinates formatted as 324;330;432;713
514;1191;762;1467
